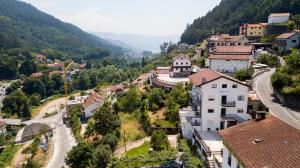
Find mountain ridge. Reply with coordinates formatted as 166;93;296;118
0;0;124;59
181;0;300;44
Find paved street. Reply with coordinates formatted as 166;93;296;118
254;68;300;129
22;97;76;168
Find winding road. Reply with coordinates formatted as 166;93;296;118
22;97;76;168
254;68;300;129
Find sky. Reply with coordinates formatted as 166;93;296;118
22;0;221;36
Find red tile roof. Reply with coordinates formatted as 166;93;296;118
208;54;251;60
215;45;254;54
276;32;298;39
83;93;104;108
30;72;43;77
188;69;247;87
219;115;300;168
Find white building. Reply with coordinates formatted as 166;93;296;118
170;54;192;77
268;13;290;24
208;45;254;73
82;93;104;118
276;31;300;50
207;34;249;54
150;54;191;90
219;115;300;168
188;69;251;132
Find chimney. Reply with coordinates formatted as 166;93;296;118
202;78;207;84
255;111;267;121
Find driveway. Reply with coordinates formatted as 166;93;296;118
254;68;300;129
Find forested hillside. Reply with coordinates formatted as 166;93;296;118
0;0;124;59
181;0;300;44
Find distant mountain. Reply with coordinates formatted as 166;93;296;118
0;0;124;59
181;0;300;44
93;32;180;52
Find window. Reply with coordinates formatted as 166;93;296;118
186;62;188;65
181;62;183;65
207;128;211;131
232;84;238;88
212;84;217;88
176;62;178;65
228;154;232;166
208;109;214;113
292;40;297;43
222;84;227;88
237;109;244;113
208;96;215;101
238;95;245;101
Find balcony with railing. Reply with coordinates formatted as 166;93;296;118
221;101;236;107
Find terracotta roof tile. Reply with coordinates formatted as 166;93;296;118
83;93;104;108
219;115;300;168
208;54;251;60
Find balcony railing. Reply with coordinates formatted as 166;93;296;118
221;101;236;107
194;128;211;155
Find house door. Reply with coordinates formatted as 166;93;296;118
220;121;225;130
221;96;227;104
221;108;226;116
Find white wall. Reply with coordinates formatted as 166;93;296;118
222;146;244;168
209;59;250;73
268;16;289;24
286;34;300;49
172;56;191;67
197;78;250;131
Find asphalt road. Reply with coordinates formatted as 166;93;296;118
254;68;300;130
22;97;76;168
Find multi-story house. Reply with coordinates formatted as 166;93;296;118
170;54;192;77
219;115;300;168
276;31;300;50
150;54;191;90
82;93;105;118
207;34;249;54
189;69;251;132
208;45;254;73
268;13;290;24
239;23;268;37
184;69;251;167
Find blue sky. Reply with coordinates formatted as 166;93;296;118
22;0;221;36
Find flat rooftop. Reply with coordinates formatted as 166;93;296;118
197;131;223;152
156;74;190;85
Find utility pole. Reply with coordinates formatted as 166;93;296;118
123;130;127;153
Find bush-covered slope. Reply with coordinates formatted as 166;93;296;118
181;0;300;44
0;0;124;58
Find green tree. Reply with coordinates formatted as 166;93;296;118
271;72;290;91
19;59;37;76
0;54;18;80
69;105;81;141
2;90;31;119
234;68;253;81
198;57;205;68
22;77;46;98
100;133;119;150
148;88;165;111
119;86;141;112
150;129;168;151
170;84;188;108
165;97;180;122
29;94;41;106
94;102;120;135
65;142;93;168
93;144;112;168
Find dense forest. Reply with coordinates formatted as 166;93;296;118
181;0;300;44
0;0;124;59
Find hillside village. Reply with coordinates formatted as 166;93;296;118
0;0;300;168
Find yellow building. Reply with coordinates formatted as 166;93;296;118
240;23;268;37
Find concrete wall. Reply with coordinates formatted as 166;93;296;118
209;59;250;74
268;16;289;24
222;146;244;168
197;78;250;131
